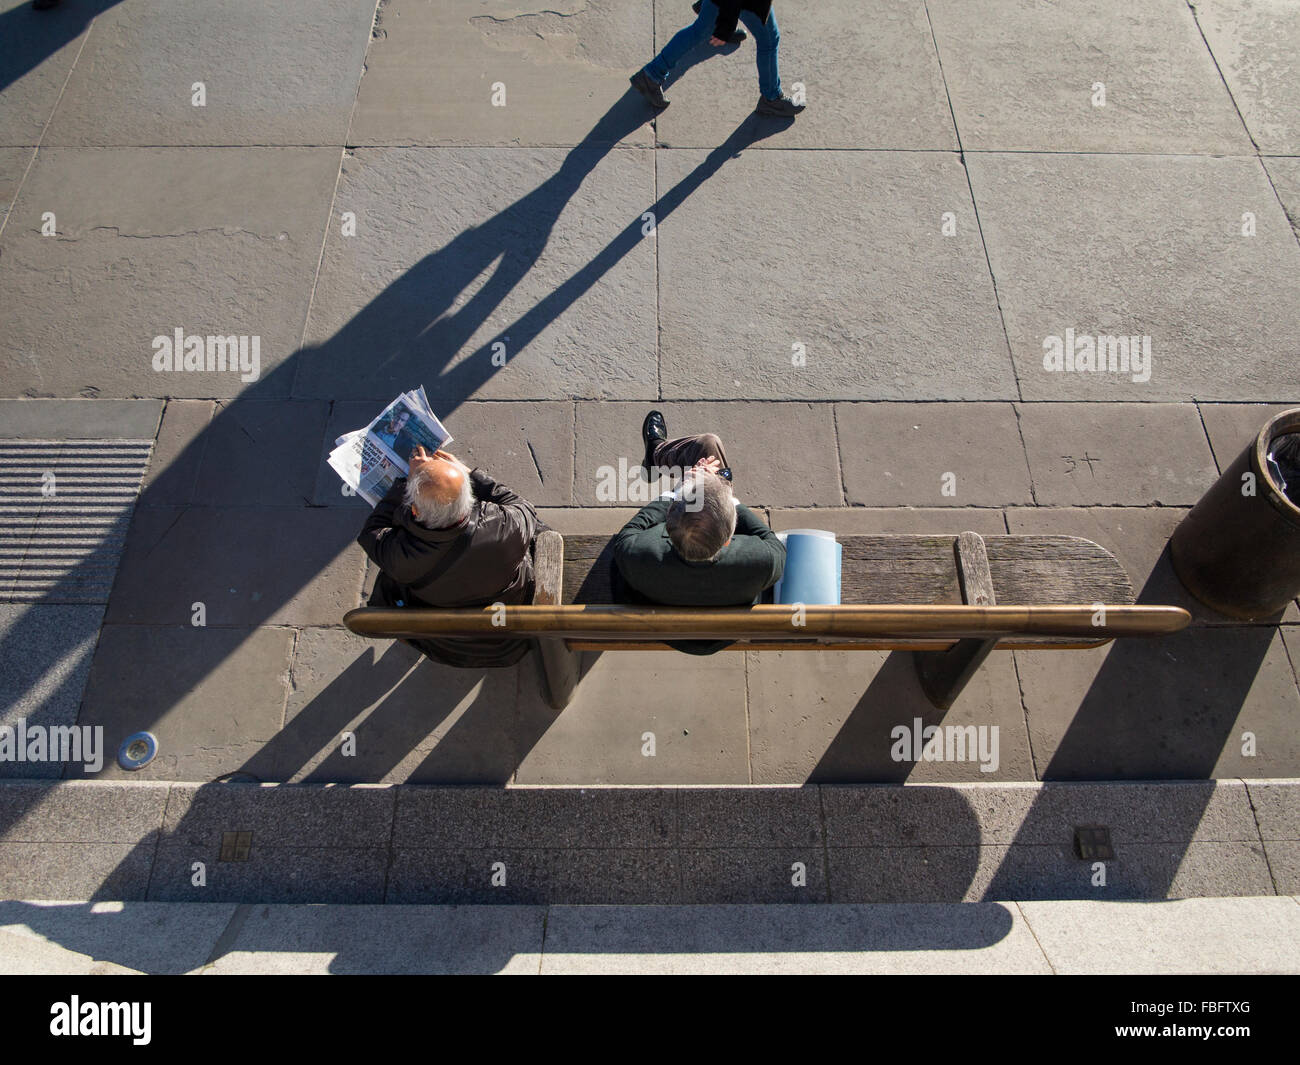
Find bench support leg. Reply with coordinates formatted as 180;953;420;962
537;638;583;711
530;529;582;710
912;637;998;711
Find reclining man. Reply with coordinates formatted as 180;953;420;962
612;411;786;653
358;446;540;668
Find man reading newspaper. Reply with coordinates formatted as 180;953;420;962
357;445;542;668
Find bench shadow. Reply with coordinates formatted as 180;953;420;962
0;893;1018;973
982;541;1277;900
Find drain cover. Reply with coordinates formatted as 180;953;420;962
219;831;253;862
1073;825;1114;860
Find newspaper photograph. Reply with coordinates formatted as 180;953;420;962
326;387;452;506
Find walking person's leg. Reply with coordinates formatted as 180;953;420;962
746;6;805;116
632;0;720;108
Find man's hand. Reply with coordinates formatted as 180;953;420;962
433;448;470;473
409;445;467;477
691;456;722;475
710;35;725;46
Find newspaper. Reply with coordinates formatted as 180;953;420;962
326;387;452;506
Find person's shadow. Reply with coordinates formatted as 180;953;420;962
0;0;124;98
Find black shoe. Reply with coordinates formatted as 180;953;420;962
755;94;805;117
641;410;667;475
32;0;60;8
630;70;669;111
691;1;747;42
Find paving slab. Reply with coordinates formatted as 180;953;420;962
386;847;679;904
148;842;388;903
573;401;840;507
393;786;676;850
678;849;829;903
105;507;365;627
650;0;956;150
677;787;821;848
746;649;1034;784
0;604;104;779
0;927;139;975
263;628;522;786
42;0;374;147
1014;626;1300;780
657;149;1014;401
72;625;293;782
441;401;574;507
0;398;161;439
822;783;1033;848
1284;625;1300;694
927;0;1251;153
138;400;214;506
0;899;236;975
1263;841;1300;894
192;400;328;507
0;146;31;228
1018;896;1300;973
350;0;653;147
200;903;543;975
820;780;1257;849
161;782;393;848
539;902;1048;974
513;649;750;785
969;154;1300;401
1244;779;1300;840
1016;403;1217;505
830;839;1274;902
0;0;102;146
0;779;169;841
770;507;1007;536
1196;0;1300;154
0;841;154;900
1265;156;1300;238
0;146;337;400
296;146;657;405
835;403;1033;506
1198;401;1300;472
1004;505;1299;625
1004;780;1261;846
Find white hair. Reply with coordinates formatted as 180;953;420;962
666;472;737;561
404;467;473;528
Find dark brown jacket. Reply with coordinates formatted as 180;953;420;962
357;468;539;667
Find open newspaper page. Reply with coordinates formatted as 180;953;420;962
325;389;453;506
364;389;451;469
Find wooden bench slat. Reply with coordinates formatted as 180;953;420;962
344;603;1189;641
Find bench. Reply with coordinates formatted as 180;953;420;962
344;529;1191;711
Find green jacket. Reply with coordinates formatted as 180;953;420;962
612;499;786;606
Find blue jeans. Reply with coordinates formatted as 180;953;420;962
644;1;783;100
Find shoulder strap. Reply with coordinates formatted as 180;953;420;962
405;506;481;595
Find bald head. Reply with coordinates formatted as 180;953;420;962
405;455;473;528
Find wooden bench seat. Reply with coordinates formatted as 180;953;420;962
344;529;1190;712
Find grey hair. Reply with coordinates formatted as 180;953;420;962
404;466;473;529
665;471;737;562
